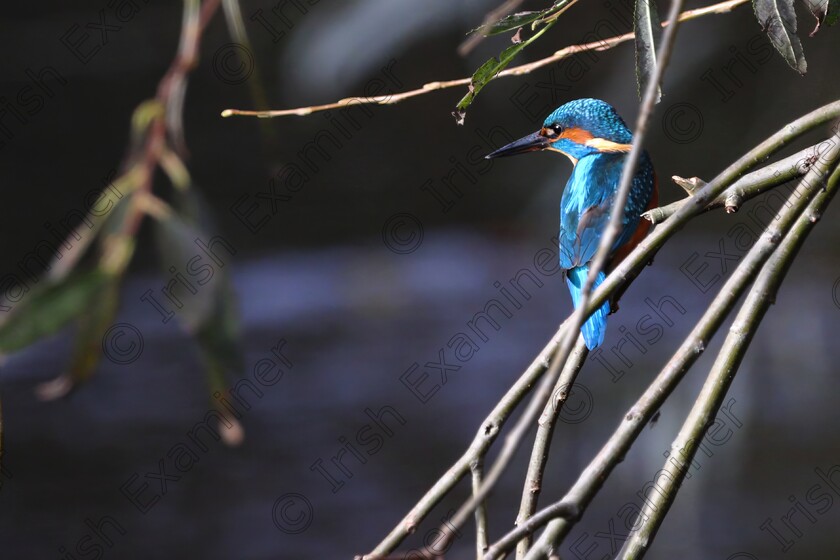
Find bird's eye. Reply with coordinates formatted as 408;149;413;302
551;124;563;134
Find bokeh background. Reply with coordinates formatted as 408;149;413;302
1;1;840;558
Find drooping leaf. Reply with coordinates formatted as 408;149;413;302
477;11;546;35
753;0;807;74
36;276;122;401
152;212;223;332
0;269;110;353
68;277;121;383
799;0;838;33
196;277;245;446
174;184;217;232
634;0;662;103
455;22;555;119
196;279;244;375
472;0;576;36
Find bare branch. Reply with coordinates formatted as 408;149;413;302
643;143;828;224
513;338;588;559
521;126;840;560
617;138;840;560
221;0;749;119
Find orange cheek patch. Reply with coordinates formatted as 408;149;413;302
559;127;595;144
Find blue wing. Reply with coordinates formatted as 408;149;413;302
558;151;654;270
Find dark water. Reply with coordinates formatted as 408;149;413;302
2;229;840;560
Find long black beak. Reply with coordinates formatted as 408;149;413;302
485;131;548;159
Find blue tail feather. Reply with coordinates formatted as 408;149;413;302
565;266;610;350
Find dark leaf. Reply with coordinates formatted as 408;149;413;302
753;0;807;73
152;212;223;332
474;0;575;35
455;22;555;117
196;279;244;375
476;10;544;35
36;277;122;400
800;0;840;31
0;269;110;353
196;279;245;446
173;185;217;230
827;0;840;25
634;0;662;103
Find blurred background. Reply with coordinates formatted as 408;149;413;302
1;1;840;558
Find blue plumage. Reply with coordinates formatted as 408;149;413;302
566;266;609;350
486;98;658;351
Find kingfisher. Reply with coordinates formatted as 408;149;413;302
486;98;658;350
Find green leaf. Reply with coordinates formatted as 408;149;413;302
827;0;840;25
634;0;662;103
753;0;807;74
800;0;837;32
36;276;123;400
68;278;121;383
196;277;246;447
196;279;244;375
473;0;575;36
455;21;555;118
152;212;223;332
477;11;545;35
0;269;110;353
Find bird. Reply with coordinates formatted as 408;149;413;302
485;98;658;350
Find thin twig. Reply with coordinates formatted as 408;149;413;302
513;338;589;559
520;131;840;560
221;0;748;119
643;143;827;224
486;502;580;560
617;140;840;560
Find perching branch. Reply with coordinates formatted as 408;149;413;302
519;129;840;560
220;0;748;119
572;0;685;399
426;1;687;554
363;98;840;560
617;140;840;559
